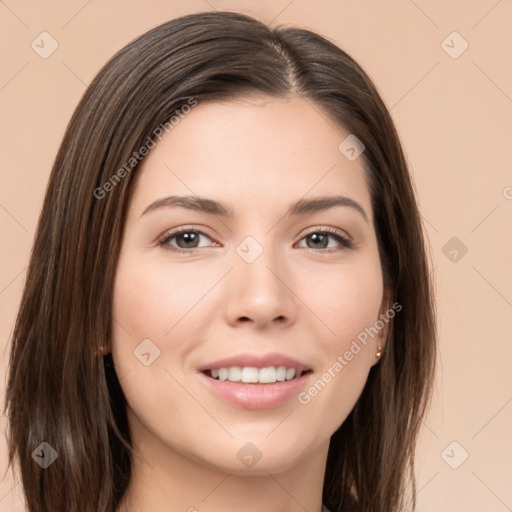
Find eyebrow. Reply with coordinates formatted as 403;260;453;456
140;194;368;223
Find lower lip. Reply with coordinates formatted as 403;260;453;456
198;372;312;410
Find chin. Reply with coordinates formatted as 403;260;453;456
208;436;315;476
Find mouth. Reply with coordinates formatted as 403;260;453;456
197;353;314;409
203;366;313;384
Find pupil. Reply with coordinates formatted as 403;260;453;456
309;233;327;249
179;232;198;248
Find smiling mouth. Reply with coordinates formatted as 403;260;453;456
203;366;313;384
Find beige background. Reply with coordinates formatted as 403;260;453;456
1;1;511;510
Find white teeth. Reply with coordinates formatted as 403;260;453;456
285;368;296;380
259;367;276;383
276;366;287;381
208;366;305;383
241;367;259;383
227;367;242;382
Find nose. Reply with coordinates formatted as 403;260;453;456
223;241;299;330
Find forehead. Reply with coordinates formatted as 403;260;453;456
129;95;372;221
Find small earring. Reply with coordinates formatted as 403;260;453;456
99;345;109;355
375;345;383;360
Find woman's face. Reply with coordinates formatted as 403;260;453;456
112;95;389;475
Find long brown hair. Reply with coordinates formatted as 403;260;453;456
4;11;436;512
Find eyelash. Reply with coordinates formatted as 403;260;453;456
158;226;353;254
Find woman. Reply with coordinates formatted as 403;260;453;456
5;11;436;512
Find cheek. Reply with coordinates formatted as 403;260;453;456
294;256;383;421
111;255;211;346
110;252;223;391
109;256;205;433
297;255;384;347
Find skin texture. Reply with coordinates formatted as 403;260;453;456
112;95;390;512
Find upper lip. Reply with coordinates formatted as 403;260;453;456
199;353;312;373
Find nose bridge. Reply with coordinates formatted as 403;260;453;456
234;232;285;298
224;231;296;326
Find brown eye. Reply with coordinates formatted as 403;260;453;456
159;229;217;252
